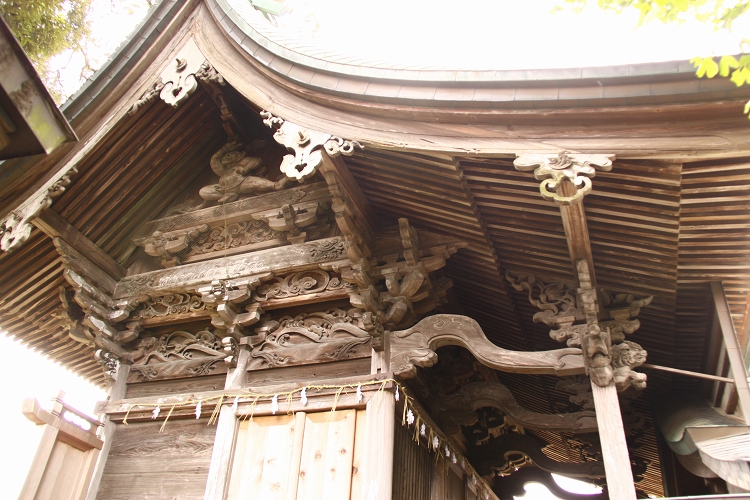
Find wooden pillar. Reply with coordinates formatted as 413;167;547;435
711;281;750;425
85;364;129;500
591;383;636;499
558;180;636;500
204;347;251;500
361;389;395;500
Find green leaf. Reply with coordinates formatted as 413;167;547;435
720;55;740;77
731;67;750;86
695;57;719;78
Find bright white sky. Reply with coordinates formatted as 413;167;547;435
8;0;743;497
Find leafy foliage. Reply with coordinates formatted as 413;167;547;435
0;0;93;102
562;0;750;117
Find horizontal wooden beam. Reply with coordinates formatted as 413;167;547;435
33;209;125;280
641;363;736;384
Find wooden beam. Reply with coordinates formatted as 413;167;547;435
204;348;251;500
711;281;750;425
530;161;636;499
33;209;125;280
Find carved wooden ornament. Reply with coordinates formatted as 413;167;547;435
261;111;362;181
514;152;614;205
389;314;585;378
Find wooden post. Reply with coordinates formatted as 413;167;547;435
85;364;129;500
591;383;636;499
711;281;750;425
361;389;395;500
204;347;251;500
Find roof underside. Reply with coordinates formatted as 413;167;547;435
3;1;750;496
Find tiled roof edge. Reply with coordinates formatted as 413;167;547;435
211;0;703;85
61;0;188;124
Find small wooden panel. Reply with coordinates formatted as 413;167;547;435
96;419;215;500
349;410;367;500
296;410;357;500
33;440;91;500
228;409;359;500
227;414;305;500
245;358;371;386
125;374;226;398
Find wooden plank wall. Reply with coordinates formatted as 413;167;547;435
32;440;93;500
392;416;432;500
96;419;216;500
227;409;363;500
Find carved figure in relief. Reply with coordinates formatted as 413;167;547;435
199;141;291;205
611;341;648;391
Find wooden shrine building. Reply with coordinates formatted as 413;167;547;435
4;1;750;499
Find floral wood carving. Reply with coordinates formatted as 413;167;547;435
128;330;227;382
116;237;345;297
252;270;347;301
130;293;207;320
505;271;581;326
248;309;372;369
389;314;585;379
514;152;615;205
436;381;597;435
261;111;362;181
506;270;653;347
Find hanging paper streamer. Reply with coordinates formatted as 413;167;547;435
115;377;497;499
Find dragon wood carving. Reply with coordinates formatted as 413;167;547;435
128;330;226;383
248;309;372;369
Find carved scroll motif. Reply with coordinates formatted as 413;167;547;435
509;261;649;391
252;270;347;301
514;152;615;205
128;39;225;115
130;293;207;320
0;165;80;252
248;309;372;369
436;381;597;435
389;314;585;379
469;433;606;479
505;271;581;327
128;330;226;383
261;111;362;181
116;237;346;297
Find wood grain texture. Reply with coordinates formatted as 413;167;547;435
362;390;395;500
96;419;215;500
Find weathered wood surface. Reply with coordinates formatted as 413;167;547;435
436;381;597;434
86;364;129;500
390;314;585;378
34;209;125;280
245;358;371;386
392;417;431;500
125;373;226;399
361;390;395;500
20;393;102;500
114;236;346;297
96;419;215;500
